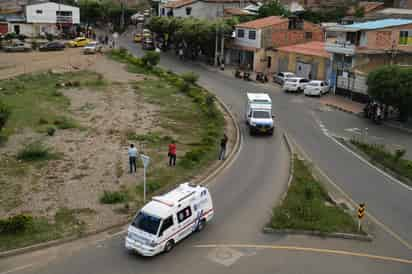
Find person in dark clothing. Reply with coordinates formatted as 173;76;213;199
105;35;109;45
168;141;177;166
219;134;228;160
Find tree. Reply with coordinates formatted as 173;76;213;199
0;100;11;132
257;0;290;18
354;6;365;18
367;66;412;122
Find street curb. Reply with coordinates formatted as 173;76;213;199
324;103;362;116
195;93;242;186
263;227;373;242
268;133;374;242
279;133;294;204
335;137;412;187
0;75;242;260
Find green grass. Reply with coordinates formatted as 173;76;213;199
270;157;359;234
350;139;412;186
0;71;106;136
0;208;85;252
100;190;129;204
16;142;57;162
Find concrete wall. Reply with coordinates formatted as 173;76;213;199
8;22;58;37
26;2;80;24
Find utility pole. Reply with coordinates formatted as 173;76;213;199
214;23;219;66
120;0;125;30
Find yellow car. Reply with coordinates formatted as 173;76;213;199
134;33;142;43
67;37;91;47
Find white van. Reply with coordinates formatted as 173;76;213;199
125;183;213;256
246;93;274;135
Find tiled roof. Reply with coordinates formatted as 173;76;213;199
163;0;195;8
224;7;252;16
277;41;331;58
236;16;287;29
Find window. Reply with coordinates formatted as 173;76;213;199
159;216;174;236
177;206;192;223
252;111;270;119
267;56;271;68
36;10;42;14
186;7;192;15
132;212;161;235
161;8;165;15
305;32;312;40
237;29;244;38
399;30;411;45
248;30;256;40
56;11;72;16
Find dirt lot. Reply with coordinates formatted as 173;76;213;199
0;48;234;241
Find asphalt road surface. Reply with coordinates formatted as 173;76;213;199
1;38;411;274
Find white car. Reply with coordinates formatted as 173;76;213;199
273;72;295;85
83;41;103;54
282;77;310;93
304;80;330;96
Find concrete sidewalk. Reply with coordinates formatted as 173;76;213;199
320;94;365;115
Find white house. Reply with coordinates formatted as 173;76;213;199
8;2;80;37
160;0;254;19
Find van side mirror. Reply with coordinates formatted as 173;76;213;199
272;115;275;118
248;114;251;118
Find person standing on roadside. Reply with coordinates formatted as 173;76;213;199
168;141;177;166
128;144;138;173
219;133;228;160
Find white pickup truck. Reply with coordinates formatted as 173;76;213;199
246;93;274;135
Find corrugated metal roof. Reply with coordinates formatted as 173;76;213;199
338;18;412;31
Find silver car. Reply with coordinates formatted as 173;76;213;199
4;41;32;52
83;41;103;54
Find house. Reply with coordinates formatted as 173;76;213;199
279;0;347;10
159;0;254;19
393;0;412;9
276;41;331;80
325;18;412;102
226;15;323;73
5;2;79;37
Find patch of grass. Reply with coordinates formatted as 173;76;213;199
0;208;85;252
100;190;129;204
0;71;103;136
53;116;79;130
16;142;57;162
350;139;412;185
270;157;359;234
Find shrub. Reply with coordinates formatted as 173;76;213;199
0;100;11;132
0;214;34;234
181;72;199;85
38;118;49;125
100;190;128;204
394;148;406;162
141;51;160;67
17;142;52;161
136;180;163;194
47;127;56;136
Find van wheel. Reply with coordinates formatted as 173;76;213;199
197;219;206;232
164;240;174;253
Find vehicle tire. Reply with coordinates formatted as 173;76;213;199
269;129;274;136
197;219;206;232
249;128;254;136
164;240;174;253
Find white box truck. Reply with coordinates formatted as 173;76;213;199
125;183;213;256
246;93;274;135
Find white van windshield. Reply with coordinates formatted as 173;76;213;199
253;111;271;118
132;212;161;235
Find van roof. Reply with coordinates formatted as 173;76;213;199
141;183;204;219
247;93;271;103
250;103;271;110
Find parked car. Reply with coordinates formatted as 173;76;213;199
134;33;143;43
83;41;103;54
304;80;330;96
3;41;31;52
39;41;65;51
142;29;152;38
282;77;310;93
273;72;295;85
142;38;154;50
67;37;91;47
137;15;145;22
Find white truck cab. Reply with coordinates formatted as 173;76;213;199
246;93;274;135
125;183;213;256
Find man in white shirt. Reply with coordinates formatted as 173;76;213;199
128;144;138;173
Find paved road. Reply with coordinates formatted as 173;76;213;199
1;38;412;274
